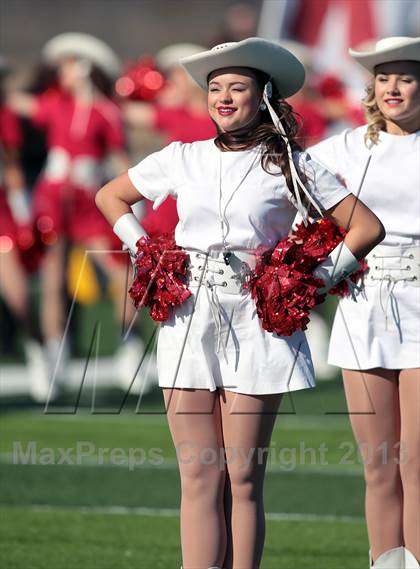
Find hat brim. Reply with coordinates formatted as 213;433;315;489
349;40;420;73
179;37;305;98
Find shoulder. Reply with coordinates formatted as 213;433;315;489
130;139;207;171
158;137;215;160
36;89;63;113
304;126;369;177
178;137;215;154
308;126;368;158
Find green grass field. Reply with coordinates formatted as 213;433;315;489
0;382;369;568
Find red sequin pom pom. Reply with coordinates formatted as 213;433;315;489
248;219;367;336
128;233;192;321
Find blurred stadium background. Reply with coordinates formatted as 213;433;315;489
0;0;419;567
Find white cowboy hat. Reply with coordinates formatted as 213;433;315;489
349;36;420;73
155;43;207;72
179;37;305;98
43;33;121;79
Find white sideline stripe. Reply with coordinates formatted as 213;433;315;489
5;410;352;431
0;357;158;397
0;452;363;476
18;504;364;524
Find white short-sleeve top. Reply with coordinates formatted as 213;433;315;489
308;125;420;245
128;137;351;252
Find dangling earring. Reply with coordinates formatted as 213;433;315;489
259;102;267;111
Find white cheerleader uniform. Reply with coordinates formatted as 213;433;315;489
308;126;420;370
128;138;350;393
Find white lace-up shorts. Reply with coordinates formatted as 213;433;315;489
328;243;420;370
156;249;316;394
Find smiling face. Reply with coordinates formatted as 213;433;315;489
374;60;420;133
207;66;263;133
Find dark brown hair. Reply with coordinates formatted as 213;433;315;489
41;61;114;98
90;64;114;98
209;67;308;205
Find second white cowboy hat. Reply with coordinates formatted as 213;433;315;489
155;43;207;72
349;36;420;72
179;37;305;98
43;32;121;79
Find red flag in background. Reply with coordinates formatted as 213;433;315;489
292;0;376;49
289;0;377;81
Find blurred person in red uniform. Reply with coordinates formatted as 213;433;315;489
0;57;52;400
312;38;380;135
315;71;366;135
123;43;216;237
8;34;139;396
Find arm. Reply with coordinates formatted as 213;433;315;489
97;140;180;252
314;194;385;292
326;193;385;259
3;148;31;225
95;172;147;254
6;92;37;118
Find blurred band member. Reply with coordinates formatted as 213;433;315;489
0;57;51;401
8;33;137;394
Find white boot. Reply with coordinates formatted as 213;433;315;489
370;546;405;568
405;548;420;569
114;335;147;392
24;340;58;403
45;337;69;384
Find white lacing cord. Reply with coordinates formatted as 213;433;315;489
369;252;417;330
262;81;324;225
343;276;364;301
205;284;229;363
190;252;230;362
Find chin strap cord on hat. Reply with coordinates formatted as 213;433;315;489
262;81;324;225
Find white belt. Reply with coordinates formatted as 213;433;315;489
364;244;420;332
365;245;420;286
44;148;102;189
187;249;255;294
186;249;256;361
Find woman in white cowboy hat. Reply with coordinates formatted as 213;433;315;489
7;32;136;397
96;37;384;569
308;36;420;569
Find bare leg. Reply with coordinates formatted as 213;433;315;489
39;240;66;340
399;368;420;559
219;389;283;569
162;388;227;569
342;368;403;562
0;247;38;337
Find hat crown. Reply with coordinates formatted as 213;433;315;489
179;36;305;98
376;36;418;52
211;42;237;52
